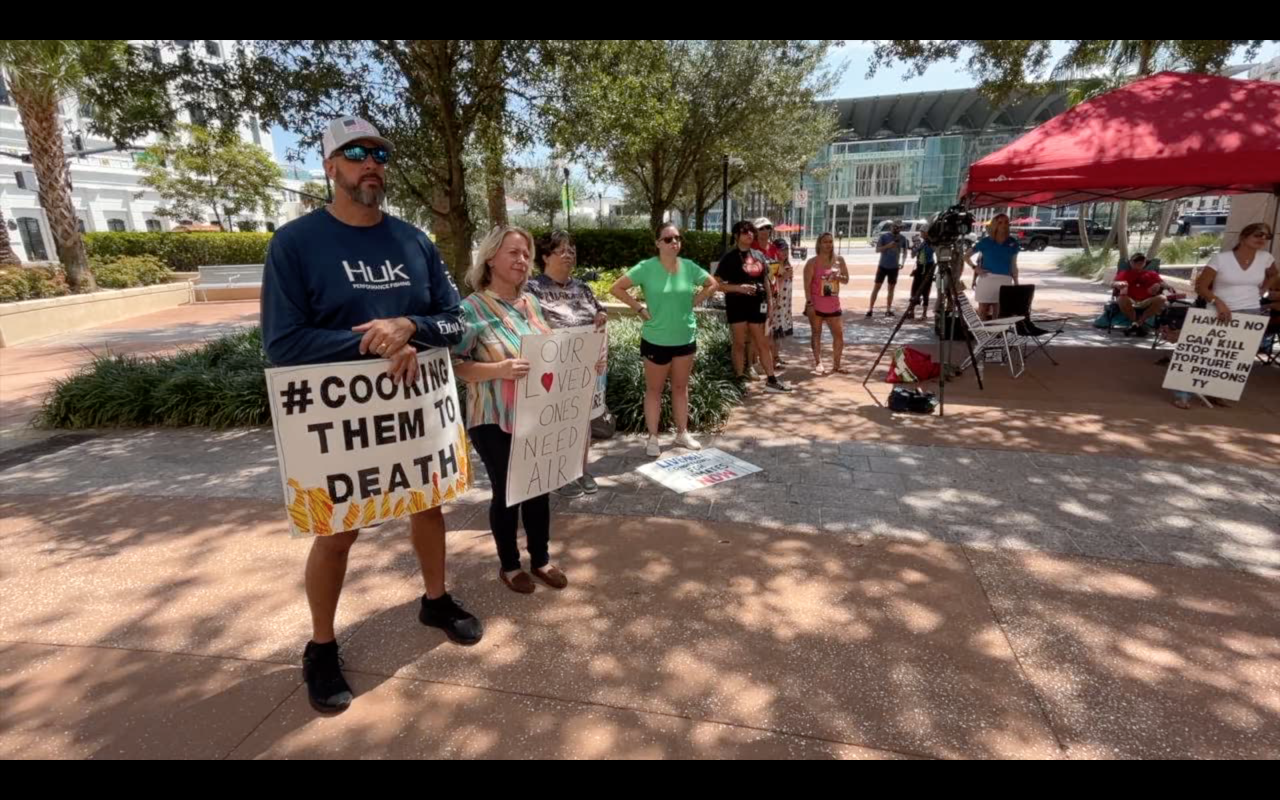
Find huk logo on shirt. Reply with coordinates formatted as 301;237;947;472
342;259;412;291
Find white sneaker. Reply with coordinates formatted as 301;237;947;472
645;437;662;457
673;431;702;451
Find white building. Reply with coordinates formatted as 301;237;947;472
1178;195;1232;215
1;40;295;263
1249;55;1280;82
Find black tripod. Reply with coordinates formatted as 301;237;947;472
862;241;983;416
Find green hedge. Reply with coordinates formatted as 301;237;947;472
38;317;747;434
83;232;273;271
1056;249;1114;279
605;315;744;434
529;228;724;271
1154;234;1222;265
582;267;629;302
0;265;71;303
90;256;173;289
36;327;272;429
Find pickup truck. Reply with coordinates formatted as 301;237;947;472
1011;218;1111;251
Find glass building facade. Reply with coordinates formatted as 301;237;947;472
785;86;1071;239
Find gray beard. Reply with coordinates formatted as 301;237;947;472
339;175;385;208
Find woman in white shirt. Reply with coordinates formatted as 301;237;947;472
1198;223;1276;324
1173;222;1277;409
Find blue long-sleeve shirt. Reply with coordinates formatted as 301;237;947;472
261;209;464;366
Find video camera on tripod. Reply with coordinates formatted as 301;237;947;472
862;203;985;415
927;204;976;250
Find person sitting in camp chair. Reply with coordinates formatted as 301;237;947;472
1113;253;1168;337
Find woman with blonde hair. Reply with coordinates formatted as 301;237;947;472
803;232;849;374
452;226;566;595
1172;222;1277;409
965;213;1019;320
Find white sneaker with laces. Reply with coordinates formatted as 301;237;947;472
673;431;702;451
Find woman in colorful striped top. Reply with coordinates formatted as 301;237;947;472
452;226;565;595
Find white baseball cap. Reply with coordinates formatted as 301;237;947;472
321;116;394;159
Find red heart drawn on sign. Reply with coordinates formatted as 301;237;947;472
541;373;554;392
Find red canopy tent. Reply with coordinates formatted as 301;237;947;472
961;71;1280;208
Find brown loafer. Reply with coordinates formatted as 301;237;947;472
500;569;535;594
531;565;568;590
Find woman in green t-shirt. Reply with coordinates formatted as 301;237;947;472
610;223;718;458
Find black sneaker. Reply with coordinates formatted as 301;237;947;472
419;593;483;646
1123;325;1136;337
885;310;896;318
864;310;874;319
579;473;599;494
1133;325;1149;338
765;377;793;394
302;640;353;714
556;479;584;498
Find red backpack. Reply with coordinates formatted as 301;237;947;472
886;346;942;383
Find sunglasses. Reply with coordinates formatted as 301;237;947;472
661;236;682;244
339;144;391;165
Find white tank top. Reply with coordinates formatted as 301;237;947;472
1207;249;1274;312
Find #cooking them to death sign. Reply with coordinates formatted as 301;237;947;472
266;350;470;536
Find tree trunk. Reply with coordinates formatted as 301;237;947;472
1099;208;1119;252
0;208;21;265
1146;201;1179;261
648;206;665;233
647;152;666;233
430;185;474;292
1078;205;1093;257
693;169;709;231
1115;202;1130;262
674;203;693;229
479;114;507;230
485;168;507;230
405;40;477;291
9;86;94;290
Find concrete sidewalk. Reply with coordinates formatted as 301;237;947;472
1;274;1277;759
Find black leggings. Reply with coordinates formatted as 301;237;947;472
909;268;933;309
468;424;551;573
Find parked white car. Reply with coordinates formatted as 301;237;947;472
868;219;929;247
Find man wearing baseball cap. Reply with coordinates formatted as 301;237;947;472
262;116;483;715
868;219;908;318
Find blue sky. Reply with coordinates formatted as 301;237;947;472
273;40;1280;183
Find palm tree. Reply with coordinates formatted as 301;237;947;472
0;208;21;265
1052;40;1244;261
0;41;128;290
